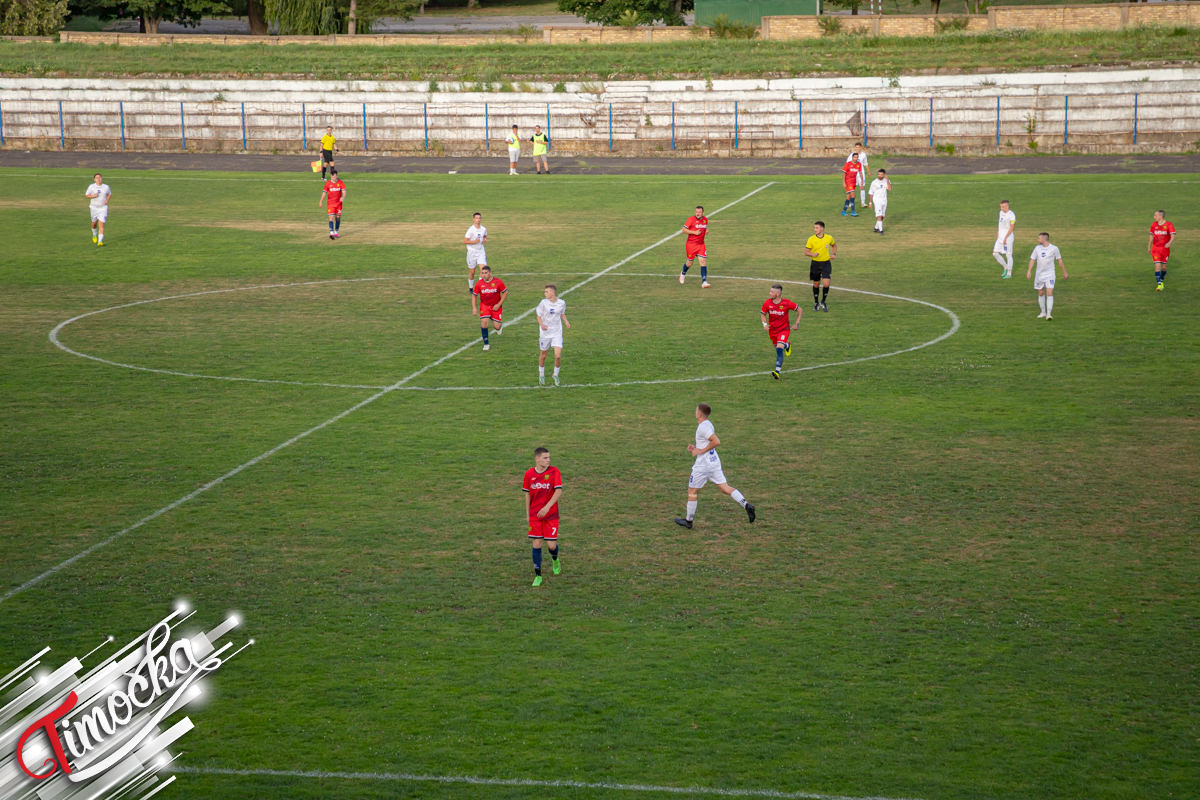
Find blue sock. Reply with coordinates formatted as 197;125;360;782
532;547;542;573
681;262;689;275
849;199;856;213
776;348;784;369
481;327;489;344
328;220;334;233
335;216;341;231
549;546;558;561
842;199;849;211
1161;270;1166;283
700;265;707;282
1155;270;1162;283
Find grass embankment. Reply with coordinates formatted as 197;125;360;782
1;26;1197;80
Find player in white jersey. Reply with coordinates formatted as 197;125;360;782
1026;232;1068;320
867;169;892;234
536;284;571;386
84;172;111;246
846;142;869;205
464;212;488;291
674;403;755;529
993;199;1016;278
506;124;521;175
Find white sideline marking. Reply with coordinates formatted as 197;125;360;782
172;765;924;800
7;182;775;606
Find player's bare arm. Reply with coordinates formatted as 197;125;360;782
761;311;769;328
471;293;478;315
792;310;802;330
1058;258;1068;279
688;433;720;457
1026;258;1036;279
561;312;571;330
319;190;327;207
829;243;837;258
497;289;508;306
524;490;531;519
537;488;562;519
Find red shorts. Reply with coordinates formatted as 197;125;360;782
1151;248;1170;264
528;517;559;540
769;328;791;347
843;176;857;192
327;204;342;215
686;241;706;260
480;305;503;321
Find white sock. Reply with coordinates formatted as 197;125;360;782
553;367;560;377
1046;296;1054;315
91;227;96;237
1038;296;1046;314
993;252;1008;268
860;189;866;204
539;366;545;378
98;233;104;242
685;500;697;521
1005;253;1013;271
730;489;747;508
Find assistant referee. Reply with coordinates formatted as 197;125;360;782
319;126;338;180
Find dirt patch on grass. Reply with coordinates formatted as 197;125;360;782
197;217;579;246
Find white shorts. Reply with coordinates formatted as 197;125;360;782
466;248;486;269
872;199;887;217
688;452;727;489
1034;274;1056;291
508;147;520;162
90;207;109;223
539;332;563;351
993;237;1011;254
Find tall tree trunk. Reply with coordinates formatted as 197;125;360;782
248;0;268;34
930;0;940;13
467;0;478;8
144;15;161;32
348;0;357;33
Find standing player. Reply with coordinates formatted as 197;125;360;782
464;212;487;291
84;172;111;247
993;199;1016;279
536;283;571;386
523;446;563;587
867;169;892;234
678;205;711;288
471;265;507;350
674;403;755;529
319;168;345;239
846;142;869;206
804;221;836;312
761;283;801;380
841;153;863;217
530;125;550;175
1149;209;1176;291
318;126;338;181
506;124;521;175
1026;232;1068;320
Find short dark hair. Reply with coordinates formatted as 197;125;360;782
855;141;863;147
878;168;886;174
851;152;859;158
545;284;557;292
330;168;338;176
512;124;518;129
481;264;492;271
1000;199;1010;204
93;173;102;179
814;220;825;229
473;211;481;218
696;205;704;212
697;403;712;418
1039;231;1050;238
1157;209;1166;215
533;446;549;456
771;283;783;292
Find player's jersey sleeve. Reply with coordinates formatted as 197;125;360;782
495;279;507;295
472;280;482;296
1167;222;1176;235
761;300;771;313
785;299;798;312
550;466;563;490
522;468;532;493
826;235;835;248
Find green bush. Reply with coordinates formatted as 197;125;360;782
709;13;756;39
1;0;68;35
817;15;842;36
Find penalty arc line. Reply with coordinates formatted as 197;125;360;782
172;765;925;800
5;182;775;606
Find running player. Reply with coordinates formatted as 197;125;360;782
678;205;710;288
84;172;111;247
319;168;345;239
841;153;863;217
536;283;571;386
506;124;521;175
523;446;563;587
761;283;801;380
318;126;338;180
1149;209;1176;291
472;265;507;350
464;212;487;291
1026;232;1068;320
846;142;869;205
994;199;1016;279
804;221;836;312
867;169;892;234
674;403;755;529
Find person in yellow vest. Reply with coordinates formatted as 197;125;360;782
530;125;550;174
506;124;521;175
318;126;338;181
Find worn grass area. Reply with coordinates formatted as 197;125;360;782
0;168;1198;800
0;26;1196;79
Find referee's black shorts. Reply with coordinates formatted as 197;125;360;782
809;260;832;281
321;149;335;164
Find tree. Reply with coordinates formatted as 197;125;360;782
69;0;231;32
825;0;866;14
2;0;69;33
264;0;415;34
558;0;692;27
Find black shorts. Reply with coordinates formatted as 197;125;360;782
809;260;832;281
321;149;335;163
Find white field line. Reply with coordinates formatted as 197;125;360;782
172;765;924;800
6;182;774;606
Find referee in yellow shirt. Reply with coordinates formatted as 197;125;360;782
804;221;836;312
318;126;338;180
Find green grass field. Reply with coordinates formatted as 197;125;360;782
1;165;1197;800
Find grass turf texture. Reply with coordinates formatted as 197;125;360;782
1;27;1197;80
1;166;1198;800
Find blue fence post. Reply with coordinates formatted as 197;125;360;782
58;100;64;149
862;98;868;146
608;103;613;152
996;97;1000;147
119;101;125;150
180;101;186;150
734;101;739;150
241;102;247;151
362;103;367;151
423;103;428;150
929;97;933;148
0;100;5;147
301;103;307;149
671;102;675;151
1133;93;1138;145
1063;94;1069;146
484;103;489;150
546;102;551;150
798;99;802;150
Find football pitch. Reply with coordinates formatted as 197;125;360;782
1;165;1197;800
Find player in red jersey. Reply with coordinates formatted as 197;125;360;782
1149;209;1176;292
471;265;508;350
760;283;801;380
523;446;563;587
319;168;346;240
678;205;711;288
841;153;863;217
